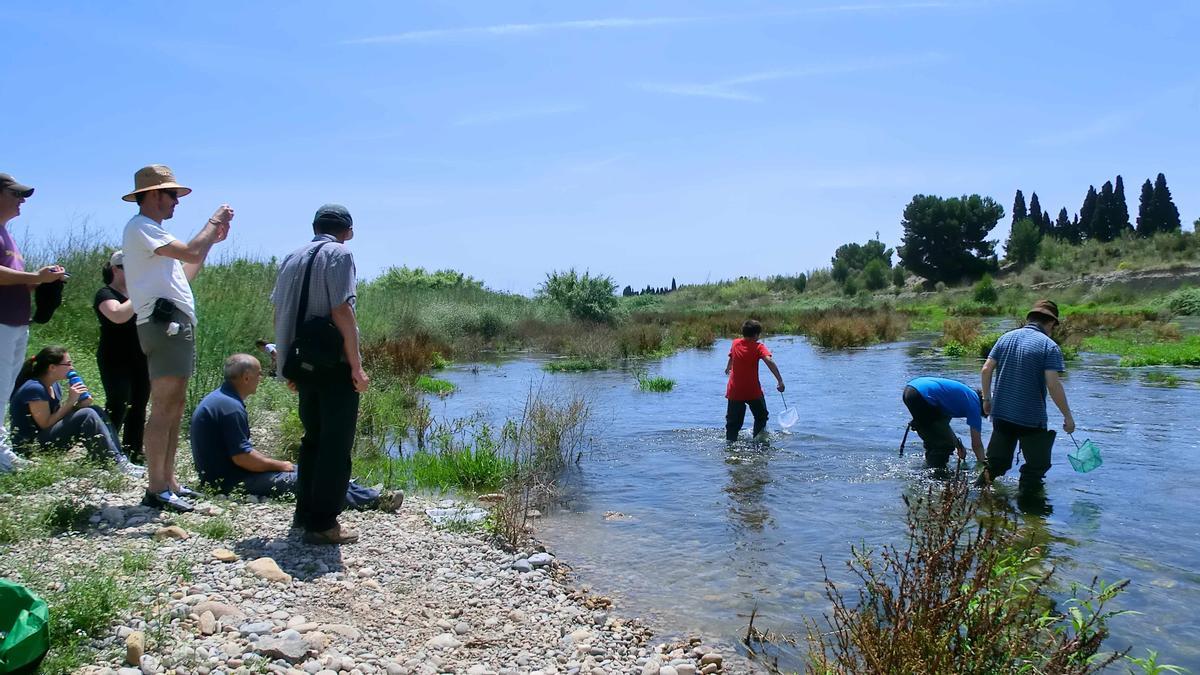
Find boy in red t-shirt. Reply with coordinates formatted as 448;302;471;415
724;319;785;441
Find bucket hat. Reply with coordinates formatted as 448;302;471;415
1026;299;1060;325
122;165;192;202
0;173;34;198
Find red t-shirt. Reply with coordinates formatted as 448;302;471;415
726;337;771;400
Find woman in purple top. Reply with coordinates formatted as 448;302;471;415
8;346;143;476
93;250;150;463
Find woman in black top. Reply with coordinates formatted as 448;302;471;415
93;250;150;463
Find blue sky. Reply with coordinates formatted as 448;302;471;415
6;1;1199;293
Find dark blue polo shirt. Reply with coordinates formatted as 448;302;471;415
189;382;254;488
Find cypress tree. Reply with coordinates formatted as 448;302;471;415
1137;179;1156;237
1028;192;1043;233
670;277;677;292
1079;185;1098;240
1043;210;1051;234
1113;175;1131;235
1054;208;1072;241
1093;181;1116;242
1153;173;1183;233
1012;189;1028;226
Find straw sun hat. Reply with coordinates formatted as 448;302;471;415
121;164;192;202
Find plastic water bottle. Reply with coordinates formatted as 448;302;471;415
66;369;92;401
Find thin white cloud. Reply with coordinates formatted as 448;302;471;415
453;104;583;127
342;2;961;45
640;53;946;102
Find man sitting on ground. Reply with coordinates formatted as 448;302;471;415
190;353;402;512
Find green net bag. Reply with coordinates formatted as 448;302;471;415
1067;435;1102;473
0;579;49;674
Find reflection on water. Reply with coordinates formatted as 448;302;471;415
433;336;1200;672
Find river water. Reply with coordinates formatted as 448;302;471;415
428;335;1200;671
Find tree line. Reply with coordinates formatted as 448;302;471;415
621;278;677;297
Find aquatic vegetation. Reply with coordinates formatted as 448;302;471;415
805;310;910;349
636;374;676;392
415;375;456;396
1082;335;1200;367
1143;371;1183;388
1164;287;1200;316
544;357;611;372
791;480;1138;674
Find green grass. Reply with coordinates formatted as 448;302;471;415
636;374;676;392
0;455;91;496
415;375;456;396
543;357;611;372
1082;334;1200;366
120;550;154;573
1144;371;1184;387
188;515;237;540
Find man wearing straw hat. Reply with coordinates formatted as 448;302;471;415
122;164;233;512
0;173;68;473
977;299;1076;489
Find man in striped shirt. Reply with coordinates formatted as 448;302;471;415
978;300;1076;489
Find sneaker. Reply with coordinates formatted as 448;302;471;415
378;490;405;513
303;524;359;545
141;489;195;513
174;485;202;500
118;460;147;478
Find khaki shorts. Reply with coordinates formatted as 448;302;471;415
137;307;196;379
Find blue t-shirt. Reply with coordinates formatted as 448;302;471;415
907;377;983;431
988;323;1066;428
9;380;60;447
189;383;255;488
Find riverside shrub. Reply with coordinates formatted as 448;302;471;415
538;269;619;323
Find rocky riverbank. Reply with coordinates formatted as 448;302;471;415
0;472;744;675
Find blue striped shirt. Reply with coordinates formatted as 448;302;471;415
988;324;1065;428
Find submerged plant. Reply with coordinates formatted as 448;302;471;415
636;373;676;392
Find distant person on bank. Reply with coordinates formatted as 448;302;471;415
122;164;233;512
978;300;1076;489
8;346;144;476
902;376;987;469
190;354;402;511
255;339;277;376
272;204;370;545
724;320;785;442
0;173;68;473
93;250;150;463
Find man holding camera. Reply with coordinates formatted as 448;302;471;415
272;204;367;545
122;164;232;512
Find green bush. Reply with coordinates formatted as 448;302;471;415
538;269;619;323
892;266;907;289
1165;287;1200;316
863;259;889;291
973;274;999;305
636;374;676;392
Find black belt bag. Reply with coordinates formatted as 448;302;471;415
281;242;345;384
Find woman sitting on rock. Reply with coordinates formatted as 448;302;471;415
8;345;144;476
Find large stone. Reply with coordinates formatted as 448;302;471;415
675;666;697;675
425;633;462;649
527;552;554;567
510;559;533;573
659;667;678;675
303;631;330;652
125;631;145;666
193;601;244;620
211;548;239;562
256;636;310;663
153;525;189;540
239;621;275;635
198;611;217;635
699;654;722;667
321;623;361;640
247;557;292;583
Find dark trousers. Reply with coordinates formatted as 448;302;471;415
239;470;380;509
986;418;1056;488
38;407;127;463
726;397;769;441
98;355;150;463
903;385;959;469
295;376;359;532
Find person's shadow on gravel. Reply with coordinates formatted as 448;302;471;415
232;532;345;582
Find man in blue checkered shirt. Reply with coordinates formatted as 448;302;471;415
978;299;1076;489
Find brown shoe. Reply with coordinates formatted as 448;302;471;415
304;524;359;545
378;490;405;513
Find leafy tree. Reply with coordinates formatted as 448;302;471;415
842;276;861;297
1113;175;1131;234
1153;173;1182;234
1005;218;1042;266
1079;185;1098;240
831;258;851;284
898;194;1002;284
972;274;999;304
1136;178;1156;237
831;238;893;271
863;258;889;291
1011;190;1027;226
1028;192;1044;233
892;266;907;289
622;285;634;297
538;269;618;323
